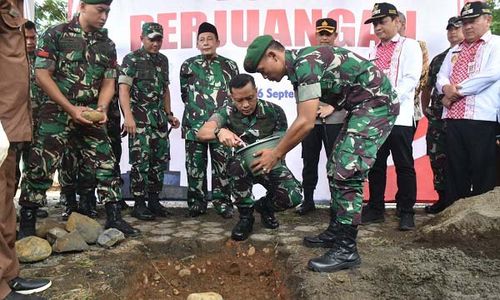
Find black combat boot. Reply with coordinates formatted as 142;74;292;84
296;189;316;215
104;202;140;237
148;193;169;217
18;207;37;239
131;197;155;221
303;218;341;248
231;207;255;241
61;193;77;221
78;192;98;218
425;190;448;214
254;197;279;229
35;209;48;219
308;223;361;272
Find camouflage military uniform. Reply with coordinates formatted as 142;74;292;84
119;47;170;198
285;47;398;225
15;53;48;187
18;15;121;207
210;99;302;211
180;55;239;213
107;95;122;179
425;48;450;192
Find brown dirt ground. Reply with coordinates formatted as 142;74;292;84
20;206;500;300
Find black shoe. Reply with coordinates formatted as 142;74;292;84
424;201;447;214
8;277;51;295
296;201;316;216
18;207;37;239
4;291;46;300
188;202;207;218
308;224;361;273
148;198;169;218
303;219;341;248
78;193;98;218
61;193;78;221
231;207;255;241
361;206;385;225
131;199;155;221
254;199;279;229
399;213;415;231
105;203;140;237
218;205;234;219
35;209;48;219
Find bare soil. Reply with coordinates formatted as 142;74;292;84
20;206;500;300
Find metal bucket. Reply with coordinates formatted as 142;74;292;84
235;135;282;174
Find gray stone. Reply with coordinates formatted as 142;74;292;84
66;213;103;244
420;188;500;240
180;220;201;226
199;222;223;227
249;233;274;242
52;231;89;253
279;236;302;244
97;228;125;248
15;236;52;263
154;222;176;229
294;225;318;232
46;227;68;245
172;231;198;238
36;220;66;239
134;224;155;232
186;292;223;300
148;236;172;243
150;228;175;235
198;234;225;242
200;227;225;234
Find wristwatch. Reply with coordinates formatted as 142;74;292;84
214;127;221;138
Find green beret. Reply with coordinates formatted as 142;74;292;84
244;35;274;73
81;0;113;5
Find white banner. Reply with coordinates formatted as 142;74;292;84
67;0;466;200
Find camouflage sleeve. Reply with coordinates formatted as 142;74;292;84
118;54;135;86
164;55;170;85
179;60;190;104
104;43;117;79
34;26;58;70
207;106;229;128
293;52;323;102
273;103;288;133
229;59;239;77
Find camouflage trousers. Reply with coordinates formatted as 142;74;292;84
129;124;169;198
58;103;122;197
228;156;302;211
327;104;396;225
185;140;231;212
107;101;122;179
425;113;447;192
58;135;96;196
18;102;121;207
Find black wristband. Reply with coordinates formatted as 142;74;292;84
214;127;221;138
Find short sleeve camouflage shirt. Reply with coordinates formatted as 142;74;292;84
119;47;169;127
285;47;398;114
35;15;117;106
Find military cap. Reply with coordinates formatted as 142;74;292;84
81;0;113;5
316;18;337;33
459;1;492;20
198;22;218;39
446;16;462;30
142;22;163;39
364;2;398;24
244;35;274;73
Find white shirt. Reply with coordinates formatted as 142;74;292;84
370;34;423;127
436;31;500;121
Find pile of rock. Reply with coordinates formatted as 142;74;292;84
15;212;126;263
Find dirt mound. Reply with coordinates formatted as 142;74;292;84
419;188;500;249
364;247;500;299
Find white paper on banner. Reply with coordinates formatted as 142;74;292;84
67;0;463;200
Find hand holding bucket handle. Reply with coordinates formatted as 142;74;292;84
250;148;280;174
